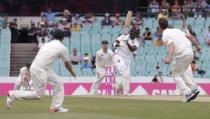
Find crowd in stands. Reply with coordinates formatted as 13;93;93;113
6;0;210;72
149;0;210;19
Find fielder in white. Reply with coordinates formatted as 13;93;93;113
7;30;76;112
89;40;114;95
13;64;33;91
159;18;201;102
113;26;140;96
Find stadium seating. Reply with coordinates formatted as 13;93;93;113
0;17;209;78
0;28;11;76
50;17;210;78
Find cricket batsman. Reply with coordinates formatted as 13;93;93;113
7;29;76;112
158;18;200;102
89;40;114;95
113;26;140;96
13;63;33;91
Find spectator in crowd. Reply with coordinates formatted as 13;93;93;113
82;16;93;26
91;56;96;69
81;53;92;68
101;13;112;26
37;22;48;48
188;0;196;16
50;24;58;38
63;9;72;23
72;14;82;27
148;0;160;15
208;2;210;17
112;13;123;26
151;72;164;83
132;12;144;26
157;9;168;21
71;14;82;31
28;22;39;43
58;18;70;31
70;48;80;65
171;0;181;19
191;60;197;73
64;26;71;38
86;12;97;23
187;25;198;42
182;0;191;17
194;0;205;18
41;8;62;25
153;27;164;46
143;27;152;41
50;24;58;35
160;0;170;12
205;25;210;46
9;18;18;43
40;17;48;25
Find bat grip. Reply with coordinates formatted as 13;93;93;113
124;26;129;35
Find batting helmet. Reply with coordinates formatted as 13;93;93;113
130;26;140;37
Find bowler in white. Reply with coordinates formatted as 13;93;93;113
159;18;201;102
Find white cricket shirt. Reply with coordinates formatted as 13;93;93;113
96;49;114;73
31;40;69;69
162;28;193;58
115;34;139;60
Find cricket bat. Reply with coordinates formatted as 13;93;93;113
124;11;133;34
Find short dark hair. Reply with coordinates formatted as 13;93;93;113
26;63;31;69
158;18;168;30
102;40;108;44
145;27;150;30
52;29;64;40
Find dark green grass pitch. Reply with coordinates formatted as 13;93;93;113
0;96;210;119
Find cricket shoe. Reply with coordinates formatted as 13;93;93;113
190;89;200;101
183;91;198;102
48;107;69;112
6;91;16;109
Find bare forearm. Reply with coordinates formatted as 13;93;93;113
65;62;74;74
186;34;199;47
127;43;136;52
167;43;174;61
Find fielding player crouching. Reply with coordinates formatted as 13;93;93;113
13;63;33;91
113;26;140;96
89;40;114;95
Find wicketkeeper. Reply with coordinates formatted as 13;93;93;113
89;40;114;95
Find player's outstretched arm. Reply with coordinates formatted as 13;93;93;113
163;42;174;64
64;61;76;77
186;34;201;52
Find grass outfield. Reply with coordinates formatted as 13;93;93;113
0;96;210;119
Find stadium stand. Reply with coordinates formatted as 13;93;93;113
51;17;210;78
0;28;11;76
0;16;209;78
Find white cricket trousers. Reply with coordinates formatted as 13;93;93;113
90;72;105;95
172;50;197;95
114;54;131;95
10;66;64;109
